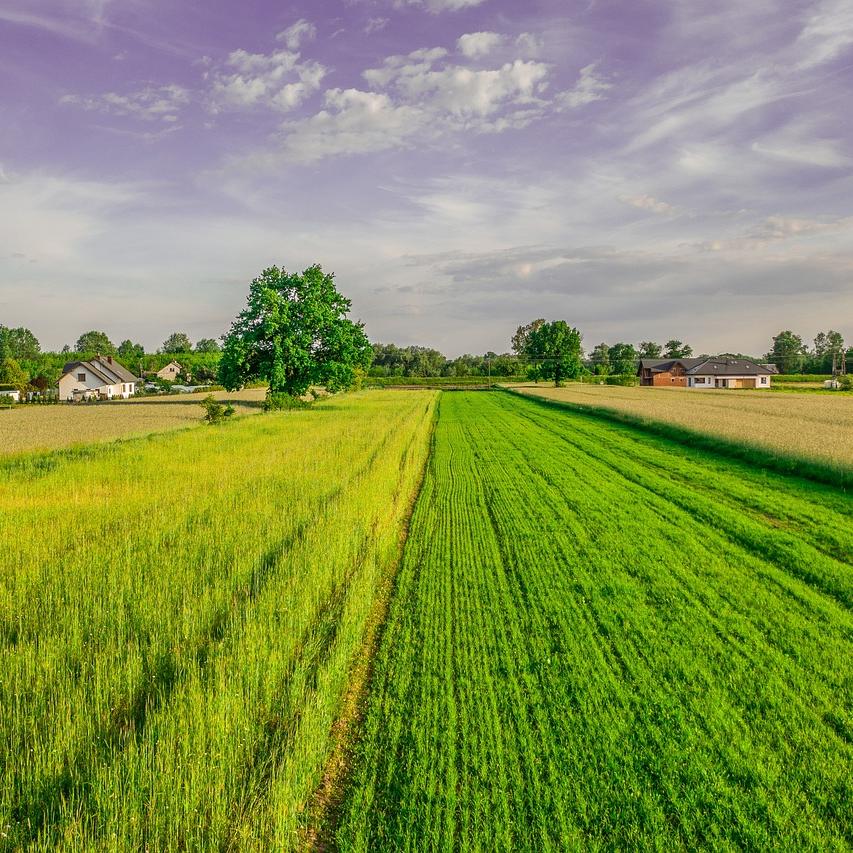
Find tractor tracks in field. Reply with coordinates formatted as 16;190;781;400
299;395;439;853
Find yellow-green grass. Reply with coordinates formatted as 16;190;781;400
0;389;267;456
339;391;852;851
511;382;853;473
0;390;436;850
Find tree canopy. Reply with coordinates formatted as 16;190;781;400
766;330;807;374
523;321;583;387
195;338;221;353
511;319;546;357
638;341;663;359
608;342;638;375
664;340;693;358
162;332;193;354
76;330;116;354
219;265;373;396
0;326;41;361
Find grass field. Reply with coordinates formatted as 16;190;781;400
512;382;853;473
0;389;269;456
338;391;852;851
0;391;436;850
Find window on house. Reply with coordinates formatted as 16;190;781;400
761;377;768;384
77;373;86;382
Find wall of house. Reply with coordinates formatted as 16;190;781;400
651;371;687;387
58;373;135;400
689;375;771;389
157;363;182;380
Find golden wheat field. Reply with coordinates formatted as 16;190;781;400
0;389;267;455
513;383;853;469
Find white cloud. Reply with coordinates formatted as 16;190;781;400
457;32;505;59
276;18;317;51
365;17;389;34
209;48;326;113
395;0;488;10
59;84;191;122
278;89;426;162
795;0;853;68
515;32;543;58
556;63;611;110
620;194;675;215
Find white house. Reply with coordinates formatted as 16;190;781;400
0;388;20;403
156;361;183;381
58;355;138;401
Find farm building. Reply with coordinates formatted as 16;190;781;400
156;361;184;381
638;357;774;389
58;355;138;401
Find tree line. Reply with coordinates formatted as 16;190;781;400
1;305;850;397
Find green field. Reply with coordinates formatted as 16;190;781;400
337;392;852;850
0;391;436;849
3;389;851;851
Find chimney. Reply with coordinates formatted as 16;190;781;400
107;355;113;364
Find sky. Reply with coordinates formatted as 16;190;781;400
1;0;851;357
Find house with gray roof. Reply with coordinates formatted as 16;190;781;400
58;355;139;401
638;357;774;389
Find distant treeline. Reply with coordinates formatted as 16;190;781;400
1;323;849;393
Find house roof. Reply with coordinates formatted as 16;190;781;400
61;357;138;386
638;357;773;376
688;358;774;376
92;356;137;383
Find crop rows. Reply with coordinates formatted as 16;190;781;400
515;381;853;472
338;391;852;850
0;390;436;850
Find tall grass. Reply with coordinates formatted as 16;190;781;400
0;391;436;850
338;392;852;850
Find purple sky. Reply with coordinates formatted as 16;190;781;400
1;0;851;356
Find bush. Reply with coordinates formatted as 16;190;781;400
199;395;235;424
263;391;311;412
580;374;639;386
839;375;852;391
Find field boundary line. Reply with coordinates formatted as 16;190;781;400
502;387;852;490
300;393;441;852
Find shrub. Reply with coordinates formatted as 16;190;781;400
263;391;311;412
199;395;234;424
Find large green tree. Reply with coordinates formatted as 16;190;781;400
0;326;40;361
117;340;145;362
219;265;373;396
608;342;638;375
162;332;193;354
638;341;663;359
589;342;611;375
664;339;693;358
812;330;844;373
75;330;116;354
0;357;29;392
511;318;546;357
767;330;807;374
195;338;221;353
524;321;583;387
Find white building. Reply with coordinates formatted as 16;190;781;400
58;356;138;401
0;388;20;403
639;357;774;389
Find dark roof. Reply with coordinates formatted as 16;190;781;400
61;357;138;385
688;358;773;376
638;357;773;376
92;356;138;383
637;358;706;373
